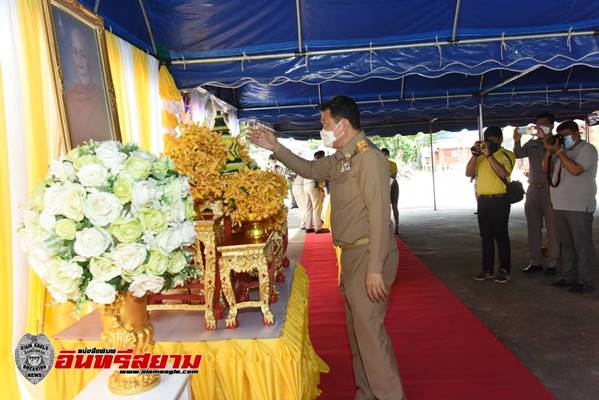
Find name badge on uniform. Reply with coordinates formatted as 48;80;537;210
340;157;351;173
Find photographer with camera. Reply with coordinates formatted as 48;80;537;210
513;113;559;274
466;127;516;284
543;120;597;293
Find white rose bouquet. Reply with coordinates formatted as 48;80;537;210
19;141;198;308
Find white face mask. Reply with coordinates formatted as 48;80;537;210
320;121;341;148
540;125;551;135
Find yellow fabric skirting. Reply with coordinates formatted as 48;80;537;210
44;265;328;400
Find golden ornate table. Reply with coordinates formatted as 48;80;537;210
147;216;225;330
218;231;280;328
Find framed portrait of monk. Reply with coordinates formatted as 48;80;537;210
43;0;121;149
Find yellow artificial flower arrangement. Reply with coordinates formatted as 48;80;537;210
223;169;288;226
165;124;229;206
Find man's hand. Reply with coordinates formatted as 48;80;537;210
480;141;491;157
248;126;279;151
513;127;521;143
543;136;560;155
471;141;483;157
534;125;547;140
365;272;389;303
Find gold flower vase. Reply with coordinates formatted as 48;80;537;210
100;293;160;395
244;220;267;240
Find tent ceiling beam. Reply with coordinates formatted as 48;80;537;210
275;111;595;135
239;86;599;112
480;65;541;96
295;0;303;52
451;0;462;42
170;29;596;65
138;0;157;56
564;66;575;91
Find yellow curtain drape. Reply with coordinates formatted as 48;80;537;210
132;47;153;151
45;266;329;400
159;65;183;146
0;62;21;400
18;0;53;338
106;33;134;145
106;32;160;151
18;0;92;342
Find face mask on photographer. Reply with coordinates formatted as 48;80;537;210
486;140;501;154
562;134;576;150
539;125;551;135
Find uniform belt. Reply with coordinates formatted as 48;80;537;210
478;193;507;199
529;183;546;189
339;237;370;250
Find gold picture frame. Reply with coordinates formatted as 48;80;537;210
43;0;121;150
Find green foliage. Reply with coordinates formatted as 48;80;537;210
370;134;419;164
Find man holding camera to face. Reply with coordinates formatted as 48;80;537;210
543;120;598;293
513;113;559;274
466;127;516;284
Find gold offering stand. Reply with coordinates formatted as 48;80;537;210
147;209;289;330
147;213;226;331
217;230;281;328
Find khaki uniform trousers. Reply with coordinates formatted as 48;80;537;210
292;184;310;229
304;183;324;231
339;239;405;400
524;185;559;268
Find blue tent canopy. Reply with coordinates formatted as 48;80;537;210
81;0;599;137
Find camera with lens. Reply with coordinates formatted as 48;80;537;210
545;134;563;146
470;141;485;156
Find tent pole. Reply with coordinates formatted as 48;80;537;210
94;0;101;12
480;65;540;95
429;120;438;211
451;0;462;42
172;30;596;65
138;0;158;56
478;102;484;140
295;0;303;52
563;66;575;91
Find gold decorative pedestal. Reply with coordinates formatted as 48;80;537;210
218;232;280;328
100;293;160;395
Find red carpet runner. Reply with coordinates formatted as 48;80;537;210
301;233;554;400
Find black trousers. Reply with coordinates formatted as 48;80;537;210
477;196;511;273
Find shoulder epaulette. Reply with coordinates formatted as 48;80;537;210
356;140;370;154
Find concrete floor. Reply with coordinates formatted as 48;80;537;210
287;206;599;400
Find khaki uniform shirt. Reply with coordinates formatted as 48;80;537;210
514;138;547;185
274;131;393;274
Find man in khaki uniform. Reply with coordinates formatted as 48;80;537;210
250;96;404;400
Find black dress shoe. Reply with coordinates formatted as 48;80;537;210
305;228;315;233
315;228;330;234
521;264;543;273
552;279;572;288
568;283;594;293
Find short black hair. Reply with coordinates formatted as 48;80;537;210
556;120;579;134
381;148;390;156
484;126;503;140
268;154;276;161
319;95;361;130
314;150;325;159
536;112;556;124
